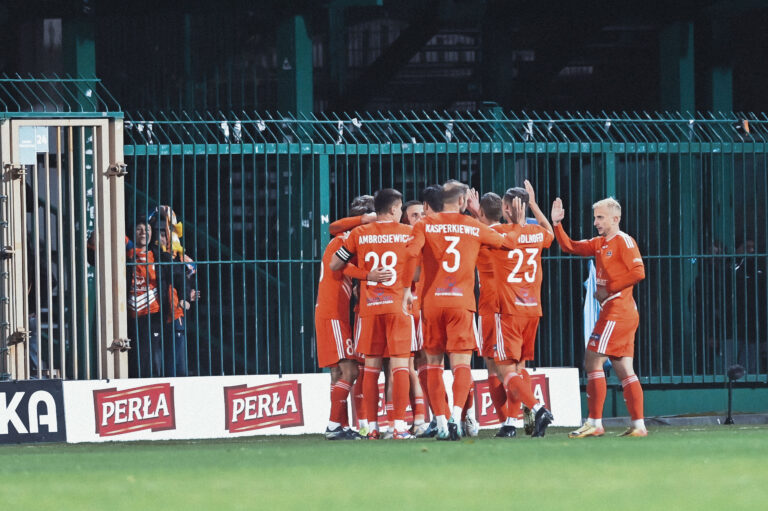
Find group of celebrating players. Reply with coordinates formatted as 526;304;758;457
315;178;648;440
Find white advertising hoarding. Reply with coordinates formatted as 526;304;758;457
62;368;580;443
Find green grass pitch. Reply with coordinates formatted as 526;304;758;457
2;426;767;510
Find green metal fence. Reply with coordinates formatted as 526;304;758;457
123;111;768;385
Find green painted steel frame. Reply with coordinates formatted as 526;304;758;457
122;110;768;387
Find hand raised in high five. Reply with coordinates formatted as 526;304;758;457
524;179;537;205
551;197;565;225
466;187;481;217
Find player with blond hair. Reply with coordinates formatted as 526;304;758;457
551;196;647;437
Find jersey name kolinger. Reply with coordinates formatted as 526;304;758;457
517;232;545;244
424;224;480;236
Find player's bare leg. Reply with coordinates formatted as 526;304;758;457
610;355;647;437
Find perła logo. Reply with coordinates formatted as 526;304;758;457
224;381;303;433
93;383;175;437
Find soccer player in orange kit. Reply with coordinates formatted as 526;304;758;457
490;181;555;437
331;188;417;439
551;196;647;438
403;180;516;440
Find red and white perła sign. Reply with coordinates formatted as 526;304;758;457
224;381;303;433
93;383;176;437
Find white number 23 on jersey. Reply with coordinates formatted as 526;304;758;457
507;248;539;283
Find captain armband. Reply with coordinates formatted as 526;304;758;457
335;246;353;263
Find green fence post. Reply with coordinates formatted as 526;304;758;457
278;16;314;115
660;21;695;113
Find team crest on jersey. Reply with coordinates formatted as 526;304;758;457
606;250;613;257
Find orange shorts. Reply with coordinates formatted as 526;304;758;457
315;316;355;368
422;307;479;354
478;312;500;358
587;315;639;358
355;313;416;358
495;314;539;363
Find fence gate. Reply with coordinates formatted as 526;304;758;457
0;117;127;380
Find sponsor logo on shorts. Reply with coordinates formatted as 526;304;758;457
224;381;303;433
93;383;175;437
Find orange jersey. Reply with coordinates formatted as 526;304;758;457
338;221;413;317
410;255;424;313
554;224;645;320
477;223;503;315
406;212;513;312
127;248;160;317
492;223;554;317
315;235;368;319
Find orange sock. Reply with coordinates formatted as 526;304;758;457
330;380;352;426
417;366;431;417
488;374;508;421
413;397;426;420
521;368;531;386
363;366;381;425
426;365;448;417
392;367;411;422
385;401;394;425
352;371;365;424
587;370;606;419
621;374;644;421
504;372;537;410
452;364;472;415
461;381;475;420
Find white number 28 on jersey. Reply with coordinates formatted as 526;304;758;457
507;248;539;283
365;251;398;286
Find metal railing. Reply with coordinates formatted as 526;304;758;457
0;77;127;381
123;110;768;384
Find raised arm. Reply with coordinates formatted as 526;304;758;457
551;198;595;256
328;212;376;236
524;180;553;235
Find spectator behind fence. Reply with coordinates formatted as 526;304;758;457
126;218;163;377
150;205;199;377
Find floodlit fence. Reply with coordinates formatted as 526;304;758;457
121;110;768;384
1;81;765;385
